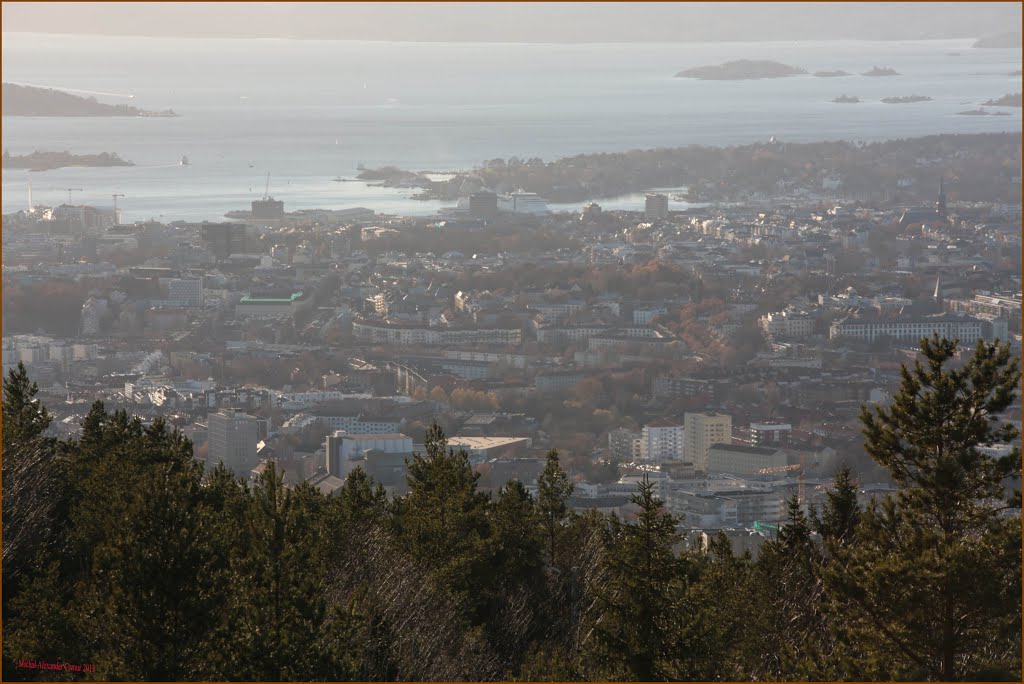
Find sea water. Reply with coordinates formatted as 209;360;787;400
2;33;1020;222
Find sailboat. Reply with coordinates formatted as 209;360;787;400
180;155;190;166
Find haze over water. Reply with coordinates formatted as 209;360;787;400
2;32;1020;222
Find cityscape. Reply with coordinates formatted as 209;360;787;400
2;3;1021;682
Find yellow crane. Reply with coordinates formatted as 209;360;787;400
756;451;813;506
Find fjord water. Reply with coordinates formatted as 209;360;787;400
2;32;1020;222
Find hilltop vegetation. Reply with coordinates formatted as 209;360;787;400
2;335;1021;681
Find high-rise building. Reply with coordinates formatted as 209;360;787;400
684;411;732;473
208;409;259;474
645;192;669;220
749;422;792;446
639;419;685;461
200;222;247;260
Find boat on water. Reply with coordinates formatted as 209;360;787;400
180;155;190;166
332;176;344;182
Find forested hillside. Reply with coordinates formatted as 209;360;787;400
2;335;1020;681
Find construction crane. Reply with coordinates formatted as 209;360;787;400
62;187;83;204
112;193;124;222
756;451;814;507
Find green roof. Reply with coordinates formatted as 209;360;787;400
240;291;304;303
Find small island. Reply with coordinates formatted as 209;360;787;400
675;60;807;80
973;32;1022;48
814;70;850;77
862;66;899;77
881;95;932;104
2;149;135;172
956;108;1010;116
356;165;433;188
832;95;860;104
981;93;1022;107
2;83;177;117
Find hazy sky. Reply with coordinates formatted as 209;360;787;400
3;2;1022;43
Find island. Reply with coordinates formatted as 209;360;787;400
2;149;135;172
956;108;1010;116
880;95;932;104
981;93;1022;107
973;32;1022;48
832;95;860;104
862;67;899;77
814;70;850;77
356;165;433;188
675;60;807;80
2;83;177;117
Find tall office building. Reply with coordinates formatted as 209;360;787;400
684;411;732;473
208;409;259;474
200;222;247;260
645;192;669;220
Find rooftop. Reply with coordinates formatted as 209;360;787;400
448;436;530;450
240;291;305;303
708;443;781;455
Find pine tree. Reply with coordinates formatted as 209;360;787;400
2;362;52;451
1;363;58;584
398;423;493;621
812;462;861;546
228;462;344;680
485;480;547;671
681;531;755;680
587;475;690;680
536;448;574;565
741;495;834;680
826;335;1022;680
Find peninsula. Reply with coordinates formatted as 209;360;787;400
675;60;806;80
973;32;1022;48
2;83;177;117
957;108;1010;116
981;93;1022;107
2;149;135;172
832;95;860;103
814;70;850;77
372;132;1020;206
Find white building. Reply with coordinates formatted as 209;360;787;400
325;431;414;477
759;310;815;339
634;306;668;326
352;319;522;347
829;312;985;343
639;419;685;461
